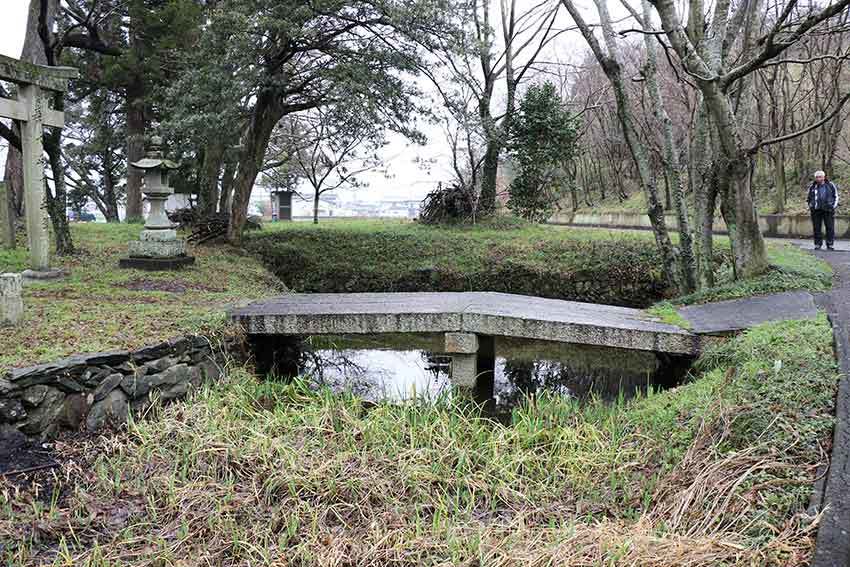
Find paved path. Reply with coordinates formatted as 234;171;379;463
231;292;717;356
677;291;819;334
808;248;850;567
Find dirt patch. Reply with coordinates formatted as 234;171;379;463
0;426;65;507
0;426;57;476
122;277;224;293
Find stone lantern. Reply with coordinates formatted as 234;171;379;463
119;137;195;270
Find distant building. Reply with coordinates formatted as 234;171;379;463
376;199;420;218
270;190;294;221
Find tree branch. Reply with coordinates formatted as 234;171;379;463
748;89;850;154
722;0;850;89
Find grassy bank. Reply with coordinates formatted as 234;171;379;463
0;224;281;372
565;188;813;216
674;239;832;305
246;219;832;307
245;219;670;307
1;315;838;565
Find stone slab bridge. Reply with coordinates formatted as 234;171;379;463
231;292;739;385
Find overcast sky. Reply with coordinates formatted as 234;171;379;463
0;0;600;203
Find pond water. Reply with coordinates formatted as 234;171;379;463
262;333;691;414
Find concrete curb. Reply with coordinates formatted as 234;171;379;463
809;250;850;567
812;314;850;567
547;211;850;240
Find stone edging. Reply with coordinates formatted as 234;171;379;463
0;335;233;438
812;310;850;566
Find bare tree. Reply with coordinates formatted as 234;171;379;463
648;0;850;277
270;109;384;224
560;0;682;289
418;0;566;213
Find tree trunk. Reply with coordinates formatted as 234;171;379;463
728;159;767;278
227;92;283;245
125;76;145;222
569;162;579;210
642;0;698;292
700;83;769;278
610;73;679;289
477;82;499;215
596;161;606;201
4;134;24;219
479;138;499;215
219;158;236;214
563;0;679;289
313;191;320;224
198;142;224;217
772;145;787;213
0;179;14;249
690;103;717;288
102;147;120;222
43;129;74;255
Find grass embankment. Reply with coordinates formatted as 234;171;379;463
668;240;832;308
245;219;670;306
247;218;832;308
1;315;838;565
0;224;281;372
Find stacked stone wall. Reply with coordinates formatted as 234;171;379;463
0;335;234;437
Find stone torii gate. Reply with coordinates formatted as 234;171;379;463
0;54;78;274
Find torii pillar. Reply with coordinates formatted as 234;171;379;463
0;54;78;275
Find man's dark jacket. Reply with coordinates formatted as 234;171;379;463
807;181;840;211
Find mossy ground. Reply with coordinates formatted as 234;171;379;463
245;218;671;306
0;223;281;373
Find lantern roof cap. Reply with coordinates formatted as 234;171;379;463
130;136;180;170
130;157;180;170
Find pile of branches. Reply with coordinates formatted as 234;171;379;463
419;182;477;225
166;208;262;244
166;208;197;228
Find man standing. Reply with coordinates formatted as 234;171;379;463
807;170;840;250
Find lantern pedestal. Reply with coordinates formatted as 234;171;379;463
119;255;195;270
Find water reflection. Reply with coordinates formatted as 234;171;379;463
261;333;690;411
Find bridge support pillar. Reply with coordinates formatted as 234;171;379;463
450;354;478;388
444;333;495;392
444;332;478;355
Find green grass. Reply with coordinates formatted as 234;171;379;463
247;219;672;306
0;223;281;372
1;315;836;565
674;242;832;305
647;301;692;329
249;217;833;316
0;245;30;273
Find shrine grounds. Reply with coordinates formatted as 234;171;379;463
0;219;842;565
0;219;833;372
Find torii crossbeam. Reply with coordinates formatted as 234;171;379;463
0;54;78;273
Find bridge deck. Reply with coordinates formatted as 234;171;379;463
230;292;718;356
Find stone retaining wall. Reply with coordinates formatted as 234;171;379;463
548;210;850;239
0;335;229;438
